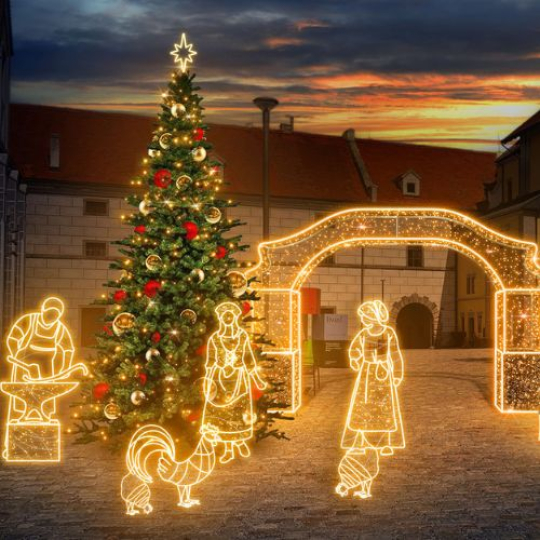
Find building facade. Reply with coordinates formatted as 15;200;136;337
0;0;23;345
9;104;495;352
457;109;540;346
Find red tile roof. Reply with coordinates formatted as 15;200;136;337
9;103;495;209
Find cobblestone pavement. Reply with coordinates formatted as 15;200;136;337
0;349;539;539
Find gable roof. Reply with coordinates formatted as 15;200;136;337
9;103;495;210
502;109;540;144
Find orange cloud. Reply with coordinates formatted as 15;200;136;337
294;19;329;31
265;37;305;49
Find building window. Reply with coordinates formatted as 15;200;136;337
49;133;60;168
84;240;107;258
477;312;483;336
406;246;424;268
80;306;107;348
466;274;476;295
84;199;109;216
460;313;465;332
401;171;420;196
320;306;337;314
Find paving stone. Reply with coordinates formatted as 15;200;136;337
0;349;539;539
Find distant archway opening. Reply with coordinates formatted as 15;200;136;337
396;303;433;349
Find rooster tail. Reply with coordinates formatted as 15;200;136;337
126;425;176;484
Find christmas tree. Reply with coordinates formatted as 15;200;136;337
72;34;286;450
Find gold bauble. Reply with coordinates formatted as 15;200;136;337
112;312;135;336
190;268;205;283
170;103;186;118
192;147;207;162
148;148;160;158
130;390;146;406
145;254;163;272
104;402;121;420
180;309;197;325
227;271;248;297
176;175;192;191
204;206;222;224
159;133;172;150
242;411;257;425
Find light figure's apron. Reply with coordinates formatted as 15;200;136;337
342;332;404;450
203;335;253;443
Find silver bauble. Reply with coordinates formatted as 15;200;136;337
130;390;146;406
139;200;154;216
190;268;205;283
145;348;160;361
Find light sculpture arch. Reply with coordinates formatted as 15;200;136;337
247;207;540;429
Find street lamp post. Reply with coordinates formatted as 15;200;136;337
253;97;279;240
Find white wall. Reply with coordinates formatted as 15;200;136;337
24;195;456;348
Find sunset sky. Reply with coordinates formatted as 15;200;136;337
11;0;540;151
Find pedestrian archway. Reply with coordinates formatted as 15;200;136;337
247;207;540;430
396;303;433;349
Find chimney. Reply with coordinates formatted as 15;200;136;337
280;115;294;133
342;128;378;202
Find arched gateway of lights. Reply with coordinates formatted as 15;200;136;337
247;208;540;432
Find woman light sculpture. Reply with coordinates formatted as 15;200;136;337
336;300;405;499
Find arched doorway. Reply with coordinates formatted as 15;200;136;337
248;207;540;426
396;303;433;349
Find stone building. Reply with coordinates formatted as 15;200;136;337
0;0;22;343
457;108;540;345
9;103;495;352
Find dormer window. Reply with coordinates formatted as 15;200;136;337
400;170;421;197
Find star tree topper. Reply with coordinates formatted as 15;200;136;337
170;33;197;73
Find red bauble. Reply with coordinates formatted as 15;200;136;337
144;280;162;298
183;221;199;241
251;386;264;401
113;290;127;303
193;128;205;141
93;382;110;401
215;246;227;259
187;409;201;422
103;323;113;336
195;343;207;357
153;168;172;188
242;301;252;315
138;372;148;386
134;225;146;234
151;331;161;343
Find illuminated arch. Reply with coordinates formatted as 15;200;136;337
247;207;540;428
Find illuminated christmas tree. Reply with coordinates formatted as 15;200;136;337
73;34;286;449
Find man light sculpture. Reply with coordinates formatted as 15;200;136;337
1;297;88;462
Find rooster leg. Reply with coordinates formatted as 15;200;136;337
126;501;139;515
176;485;200;508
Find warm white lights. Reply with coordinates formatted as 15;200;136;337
121;302;265;513
1;297;88;461
336;300;404;499
170;32;197;73
247;207;540;434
